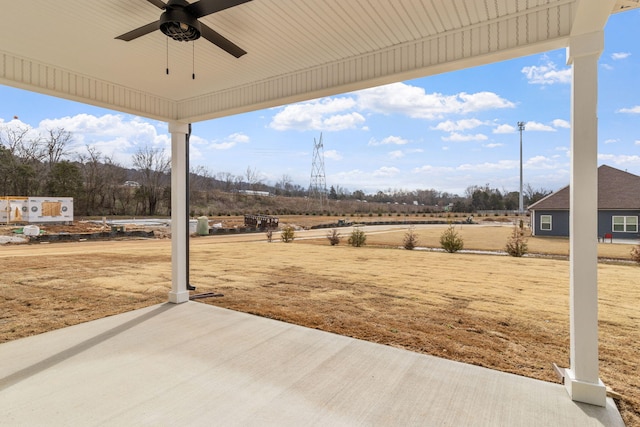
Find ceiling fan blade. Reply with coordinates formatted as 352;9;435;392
146;0;167;9
186;0;252;19
200;23;247;58
115;21;161;41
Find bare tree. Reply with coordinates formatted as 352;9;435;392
76;146;103;214
276;174;293;195
0;122;43;195
213;171;237;192
132;145;170;216
103;158;128;215
190;165;213;205
0;122;31;155
44;128;72;171
524;183;551;205
245;166;263;190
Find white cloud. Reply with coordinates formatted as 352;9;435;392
373;166;400;177
456;93;515;114
598;153;640;166
521;60;571;85
617;106;640;114
493;124;515;134
525;155;556;169
457;160;517;172
21;113;170;165
525;121;556;132
552;119;570;129
356;82;514;120
604;138;618;144
329;169;369;187
611;52;631;60
442;132;488;142
368;135;409;146
321;112;366;131
324;149;343;160
209;141;237;150
555;146;570;157
432;118;486;132
269;97;365;131
636;141;640;146
388;150;404;159
39;114;154;138
209;132;250;150
270;83;515;131
483;143;503;148
229;132;250;143
412;165;455;174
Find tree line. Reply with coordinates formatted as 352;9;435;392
1;123;551;217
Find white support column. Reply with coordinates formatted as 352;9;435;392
168;121;190;304
563;31;606;407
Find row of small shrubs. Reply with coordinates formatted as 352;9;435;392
325;227;366;247
322;223;640;264
264;222;640;265
321;223;529;257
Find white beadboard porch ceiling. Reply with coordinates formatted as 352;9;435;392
0;0;636;123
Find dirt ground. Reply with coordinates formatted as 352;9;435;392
1;221;638;425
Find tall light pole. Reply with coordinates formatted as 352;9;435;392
517;121;526;213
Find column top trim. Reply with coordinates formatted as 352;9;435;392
566;31;605;64
168;122;190;134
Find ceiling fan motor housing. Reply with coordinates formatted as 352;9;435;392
160;7;202;41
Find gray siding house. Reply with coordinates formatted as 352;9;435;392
529;165;640;239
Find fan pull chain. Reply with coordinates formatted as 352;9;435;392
166;38;169;75
192;43;196;80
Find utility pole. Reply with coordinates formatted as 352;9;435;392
518;121;526;213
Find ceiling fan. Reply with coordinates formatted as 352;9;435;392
116;0;251;58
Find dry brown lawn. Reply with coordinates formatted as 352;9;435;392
1;222;638;425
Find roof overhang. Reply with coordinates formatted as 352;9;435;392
1;0;637;123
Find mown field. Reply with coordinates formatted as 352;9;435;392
1;222;638;425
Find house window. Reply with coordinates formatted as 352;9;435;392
612;216;638;233
540;215;552;231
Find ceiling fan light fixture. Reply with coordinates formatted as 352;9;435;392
160;8;201;41
116;0;251;58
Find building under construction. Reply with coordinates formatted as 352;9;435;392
243;214;279;230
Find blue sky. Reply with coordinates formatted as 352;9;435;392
1;10;638;196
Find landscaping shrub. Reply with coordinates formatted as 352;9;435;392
440;225;463;253
348;227;366;247
280;225;295;243
327;228;341;246
403;226;418;250
505;225;528;257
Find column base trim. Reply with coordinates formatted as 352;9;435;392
168;290;190;304
562;368;607;407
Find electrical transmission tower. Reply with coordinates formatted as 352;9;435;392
308;133;327;210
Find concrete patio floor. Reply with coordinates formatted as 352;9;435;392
0;302;624;426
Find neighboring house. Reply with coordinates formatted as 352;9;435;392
529;165;640;239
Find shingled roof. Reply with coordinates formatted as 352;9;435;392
528;165;640;210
